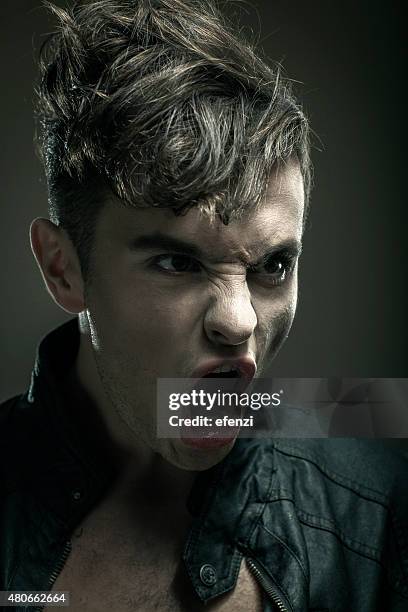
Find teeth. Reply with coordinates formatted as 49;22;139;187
209;365;239;374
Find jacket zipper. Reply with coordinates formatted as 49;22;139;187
246;556;290;612
33;540;72;612
48;539;72;588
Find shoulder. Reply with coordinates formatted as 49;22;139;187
0;392;57;495
0;392;45;446
0;393;24;426
272;438;408;499
0;393;36;456
268;439;408;600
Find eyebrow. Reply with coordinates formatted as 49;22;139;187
129;232;302;266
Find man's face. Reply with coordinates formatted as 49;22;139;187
83;160;304;470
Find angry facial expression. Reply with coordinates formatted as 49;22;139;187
82;160;305;470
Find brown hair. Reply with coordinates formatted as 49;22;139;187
36;0;312;277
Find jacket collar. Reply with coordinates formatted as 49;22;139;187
27;318;117;528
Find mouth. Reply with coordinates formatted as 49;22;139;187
178;356;257;450
192;357;257;388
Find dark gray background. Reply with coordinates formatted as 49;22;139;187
1;0;406;402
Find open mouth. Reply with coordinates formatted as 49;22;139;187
177;360;256;449
157;358;257;450
201;370;241;379
197;367;253;397
193;358;256;388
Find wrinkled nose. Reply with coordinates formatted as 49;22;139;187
204;282;257;346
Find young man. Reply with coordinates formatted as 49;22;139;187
1;1;407;610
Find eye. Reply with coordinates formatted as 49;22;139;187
263;257;286;276
152;254;202;273
249;253;296;286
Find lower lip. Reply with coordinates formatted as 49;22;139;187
180;435;236;450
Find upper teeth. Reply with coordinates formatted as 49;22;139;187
210;365;239;374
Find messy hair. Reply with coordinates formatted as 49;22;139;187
36;0;312;277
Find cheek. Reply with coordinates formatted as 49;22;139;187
255;282;298;360
85;272;199;352
269;304;296;353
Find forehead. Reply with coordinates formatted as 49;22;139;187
97;160;305;258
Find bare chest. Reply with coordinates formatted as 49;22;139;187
49;546;263;611
47;509;263;612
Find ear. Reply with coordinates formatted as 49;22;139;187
30;218;85;314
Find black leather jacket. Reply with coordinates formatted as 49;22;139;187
1;321;408;611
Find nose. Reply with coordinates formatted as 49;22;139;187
204;280;258;346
